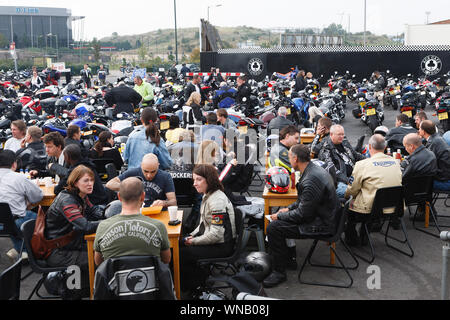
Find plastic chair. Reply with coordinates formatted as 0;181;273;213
0;203;24;260
404;176;450;238
297;203;359;288
197;207;245;276
0;257;23;300
351;186;414;264
21;219;67;300
92;158;115;182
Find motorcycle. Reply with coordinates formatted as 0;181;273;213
435;92;450;132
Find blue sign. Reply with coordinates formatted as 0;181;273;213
16;7;40;14
132;68;147;81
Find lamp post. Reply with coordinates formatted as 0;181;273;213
363;0;367;46
425;11;431;24
207;4;222;22
47;33;58;60
174;0;178;64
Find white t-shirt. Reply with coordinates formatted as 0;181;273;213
4;137;24;153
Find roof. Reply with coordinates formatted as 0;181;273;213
430;19;450;25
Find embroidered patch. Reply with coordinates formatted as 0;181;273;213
211;214;224;226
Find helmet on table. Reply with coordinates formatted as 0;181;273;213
265;166;290;194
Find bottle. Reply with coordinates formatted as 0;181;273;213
20;169;24;175
120;143;126;155
291;171;296;190
25;169;30;179
387;148;392;156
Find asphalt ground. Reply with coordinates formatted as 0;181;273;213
0;84;449;301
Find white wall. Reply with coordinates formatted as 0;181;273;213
405;24;450;45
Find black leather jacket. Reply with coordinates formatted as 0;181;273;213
45;190;100;251
236;83;251;104
385;125;417;150
277;162;339;236
104;85;142;115
16;141;47;171
267;116;294;135
401;145;438;182
426;133;450;181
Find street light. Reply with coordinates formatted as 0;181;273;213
47;33;58;60
425;11;431;24
363;0;367;46
174;0;178;64
207;4;222;22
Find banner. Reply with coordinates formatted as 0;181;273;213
132;68;147;80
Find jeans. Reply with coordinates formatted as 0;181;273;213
434;180;450;192
104;200;122;218
336;182;348;199
11;211;37;253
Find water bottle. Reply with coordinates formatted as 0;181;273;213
25;169;30;179
120;143;126;155
20;169;24;175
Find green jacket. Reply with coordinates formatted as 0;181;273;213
134;82;154;105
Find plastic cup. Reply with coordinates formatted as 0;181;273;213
168;206;178;222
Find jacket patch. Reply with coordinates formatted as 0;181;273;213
211;214;225;226
373;161;396;167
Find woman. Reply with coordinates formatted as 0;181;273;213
44;165;103;294
180;164;236;292
182;92;203;130
89;131;124;170
195;140;222;166
165;115;186;146
123;107;172;169
30;70;44;91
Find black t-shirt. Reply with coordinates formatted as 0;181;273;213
119;168;175;207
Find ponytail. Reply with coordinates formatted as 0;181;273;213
94;131;112;157
141;108;161;146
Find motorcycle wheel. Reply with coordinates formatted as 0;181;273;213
368;116;379;133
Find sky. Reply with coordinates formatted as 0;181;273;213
4;0;450;40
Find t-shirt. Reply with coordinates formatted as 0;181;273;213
4;137;24;153
94;214;170;261
119;168;175;207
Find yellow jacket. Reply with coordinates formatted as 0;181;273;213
345;152;402;214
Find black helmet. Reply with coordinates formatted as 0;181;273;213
55;99;68;109
265;166;290;194
241;252;273;282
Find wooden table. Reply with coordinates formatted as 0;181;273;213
300;133;316;145
85;210;183;300
38;185;56;207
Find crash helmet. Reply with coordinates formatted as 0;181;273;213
240;252;273;282
374;126;389;137
265;166;290;194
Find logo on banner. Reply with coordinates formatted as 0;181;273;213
248;58;264;76
421;55;442;75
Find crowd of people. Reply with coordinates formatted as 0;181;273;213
1;67;450;300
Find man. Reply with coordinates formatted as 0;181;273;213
80;64;93;89
168;63;178;79
294;70;306;92
310;117;333;158
419;120;450;190
201;112;226;146
15;126;47;172
213;82;237;109
414;111;438;133
0;150;43;260
104;81;142;116
269;125;300;173
267;107;294;136
97;65;107;86
319;125;366;198
94;177;171;266
30;132;66;183
401;133;438;182
373;71;386;108
216;108;237;130
385;114;417;150
134;75;154;107
5;120;26;153
344;134;402;245
54;144;108;206
65;124;88;157
263;144;339;288
105;154;177;218
236;75;251;105
184;75;207;103
180;63;191;78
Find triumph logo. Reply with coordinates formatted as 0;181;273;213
421;55;442;76
248;58;264;76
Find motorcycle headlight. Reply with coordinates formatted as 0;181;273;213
90;98;96;104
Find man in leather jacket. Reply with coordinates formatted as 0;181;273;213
385;114;417;151
419;120;450;190
267;107;294;136
15;126;47;171
263;144;339;288
236;75;251;104
184;75;207;103
104;82;142;116
401;133;438;183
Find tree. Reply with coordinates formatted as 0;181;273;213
112;32;118;38
138;45;147;62
0;33;7;49
91;38;101;62
189;48;200;64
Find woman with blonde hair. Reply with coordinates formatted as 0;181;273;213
196;140;221;166
183;91;203;130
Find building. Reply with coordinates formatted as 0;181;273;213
405;19;450;45
0;6;84;49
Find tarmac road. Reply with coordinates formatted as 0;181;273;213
0;92;448;300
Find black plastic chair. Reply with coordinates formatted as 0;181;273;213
0;257;23;300
21;219;67;300
92;158;115;182
197;207;245;276
0;203;24;260
350;186;414;264
105;163;119;182
404;176;450;238
298;203;359;288
433;189;450;209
